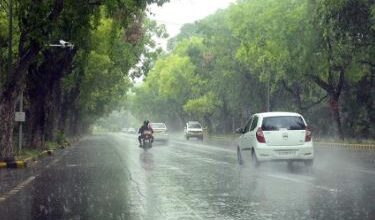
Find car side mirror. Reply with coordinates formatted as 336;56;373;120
235;128;244;134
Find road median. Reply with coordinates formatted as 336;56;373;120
207;135;375;151
0;140;73;169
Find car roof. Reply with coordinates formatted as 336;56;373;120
255;112;303;117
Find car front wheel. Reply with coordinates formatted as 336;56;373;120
237;146;243;165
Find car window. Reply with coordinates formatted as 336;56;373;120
188;123;201;129
261;116;306;131
250;116;259;131
243;116;253;133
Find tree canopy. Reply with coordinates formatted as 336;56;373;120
0;0;168;159
131;0;374;138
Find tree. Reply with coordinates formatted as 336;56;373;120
0;0;169;159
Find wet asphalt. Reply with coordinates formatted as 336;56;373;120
0;133;375;220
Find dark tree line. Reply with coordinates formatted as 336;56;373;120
0;0;168;160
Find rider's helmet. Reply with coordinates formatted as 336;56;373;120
144;120;149;125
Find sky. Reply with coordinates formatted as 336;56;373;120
148;0;236;48
132;0;236;85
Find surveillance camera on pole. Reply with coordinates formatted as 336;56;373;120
49;39;74;49
59;39;67;45
59;39;74;49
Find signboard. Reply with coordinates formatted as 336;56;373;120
15;112;26;122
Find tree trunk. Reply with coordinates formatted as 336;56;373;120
0;0;65;159
0;97;16;160
58;96;69;134
26;94;46;149
329;96;343;139
309;67;345;139
203;115;213;134
0;43;40;159
45;81;61;142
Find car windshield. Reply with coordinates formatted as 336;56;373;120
188;123;201;129
150;123;166;129
262;116;306;131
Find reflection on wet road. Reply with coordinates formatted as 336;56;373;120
0;133;374;219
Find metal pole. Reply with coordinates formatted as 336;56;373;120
19;91;23;152
8;0;13;78
267;75;270;112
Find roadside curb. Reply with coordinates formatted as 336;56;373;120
0;160;27;168
315;142;375;151
0;149;56;169
24;149;55;167
0;137;76;170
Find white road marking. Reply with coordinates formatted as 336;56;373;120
266;174;339;193
0;176;36;203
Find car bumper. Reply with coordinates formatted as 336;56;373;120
185;133;203;138
254;143;314;162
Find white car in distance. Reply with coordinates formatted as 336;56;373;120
184;121;204;140
149;122;169;143
236;112;313;167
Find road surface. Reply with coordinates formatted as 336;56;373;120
0;133;374;219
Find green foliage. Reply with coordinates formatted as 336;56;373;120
0;0;170;156
131;0;374;138
184;92;222;118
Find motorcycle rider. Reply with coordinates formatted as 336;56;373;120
138;120;154;146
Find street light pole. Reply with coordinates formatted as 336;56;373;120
8;0;13;79
267;75;270;112
18;91;23;152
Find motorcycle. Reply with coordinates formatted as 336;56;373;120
141;130;153;150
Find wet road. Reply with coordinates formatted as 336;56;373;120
1;133;375;219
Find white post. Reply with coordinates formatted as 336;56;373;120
18;91;23;152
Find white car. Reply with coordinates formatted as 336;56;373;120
150;122;169;143
236;112;313;167
184;121;204;140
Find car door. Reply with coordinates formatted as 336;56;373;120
245;115;259;149
239;116;253;149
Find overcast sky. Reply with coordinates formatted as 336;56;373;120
132;1;235;84
148;0;236;47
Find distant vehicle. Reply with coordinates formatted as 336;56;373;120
121;128;128;132
184;121;203;140
236;112;313;167
127;127;136;134
149;122;169;143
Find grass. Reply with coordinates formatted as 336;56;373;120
15;141;63;161
15;148;41;161
45;141;61;151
